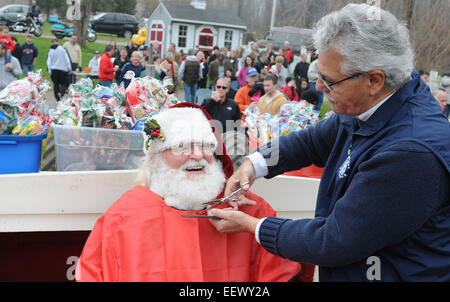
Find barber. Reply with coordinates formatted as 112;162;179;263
208;3;450;282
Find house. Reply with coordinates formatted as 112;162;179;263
146;0;247;56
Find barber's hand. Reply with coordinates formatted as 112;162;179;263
227;196;257;211
223;158;256;198
208;208;260;234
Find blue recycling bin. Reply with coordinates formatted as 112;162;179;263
0;128;48;174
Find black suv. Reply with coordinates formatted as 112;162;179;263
90;12;138;39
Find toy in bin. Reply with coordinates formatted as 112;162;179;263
245;102;324;179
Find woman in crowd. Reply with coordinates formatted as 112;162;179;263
297;77;309;100
281;76;299;102
238;55;254;88
270;55;290;89
118;51;143;88
114;48;129;84
160;51;179;93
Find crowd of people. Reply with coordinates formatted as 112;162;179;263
1;23;448;120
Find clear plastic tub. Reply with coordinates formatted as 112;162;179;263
52;125;145;171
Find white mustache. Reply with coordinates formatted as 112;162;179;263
181;159;209;171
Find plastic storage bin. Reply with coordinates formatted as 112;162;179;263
52;125;145;171
0;129;48;174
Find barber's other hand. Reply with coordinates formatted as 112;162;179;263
223;158;256;198
208;208;260;234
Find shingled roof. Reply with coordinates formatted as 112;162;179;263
160;1;247;30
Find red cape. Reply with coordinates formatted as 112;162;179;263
77;186;312;282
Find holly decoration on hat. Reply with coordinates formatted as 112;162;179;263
144;119;166;150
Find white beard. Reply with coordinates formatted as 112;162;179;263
148;153;227;211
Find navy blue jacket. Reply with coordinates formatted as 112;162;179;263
21;43;38;66
258;71;450;281
119;63;143;88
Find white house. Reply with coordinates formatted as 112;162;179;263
146;0;247;56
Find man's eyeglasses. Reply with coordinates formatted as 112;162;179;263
215;86;228;90
318;72;365;91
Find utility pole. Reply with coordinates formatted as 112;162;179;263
270;0;277;30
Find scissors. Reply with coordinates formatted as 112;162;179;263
181;181;250;219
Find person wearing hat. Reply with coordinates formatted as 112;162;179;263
75;103;312;282
88;50;100;75
234;67;259;113
301;89;319;109
140;45;149;63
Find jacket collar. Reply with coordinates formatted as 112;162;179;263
341;70;421;136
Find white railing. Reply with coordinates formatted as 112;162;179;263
0;171;320;232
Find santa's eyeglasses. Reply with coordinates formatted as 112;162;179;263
171;142;215;155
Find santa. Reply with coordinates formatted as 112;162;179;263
76;103;314;282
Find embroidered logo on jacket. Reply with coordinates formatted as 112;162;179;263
338;144;352;179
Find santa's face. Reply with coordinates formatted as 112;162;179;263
163;143;215;177
148;147;226;211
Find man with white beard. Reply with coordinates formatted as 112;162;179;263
76;103;312;282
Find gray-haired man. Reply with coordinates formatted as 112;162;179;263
208;3;450;282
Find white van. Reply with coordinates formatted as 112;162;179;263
257;26;314;55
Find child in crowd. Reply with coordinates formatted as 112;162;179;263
0;25;15;67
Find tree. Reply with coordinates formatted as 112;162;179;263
73;0;93;47
403;0;415;29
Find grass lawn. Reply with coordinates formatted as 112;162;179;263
319;100;332;120
14;34;107;83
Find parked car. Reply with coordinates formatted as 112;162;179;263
51;22;97;42
257;26;314;55
90;12;138;39
0;4;45;27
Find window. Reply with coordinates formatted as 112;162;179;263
178;25;188;48
103;14;115;22
224;30;233;50
115;14;126;23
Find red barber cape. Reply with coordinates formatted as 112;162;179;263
77;186;311;282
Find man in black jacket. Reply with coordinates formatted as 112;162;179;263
202;78;241;134
253;51;268;74
294;53;310;83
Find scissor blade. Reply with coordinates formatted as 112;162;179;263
181;215;221;220
202;199;223;205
